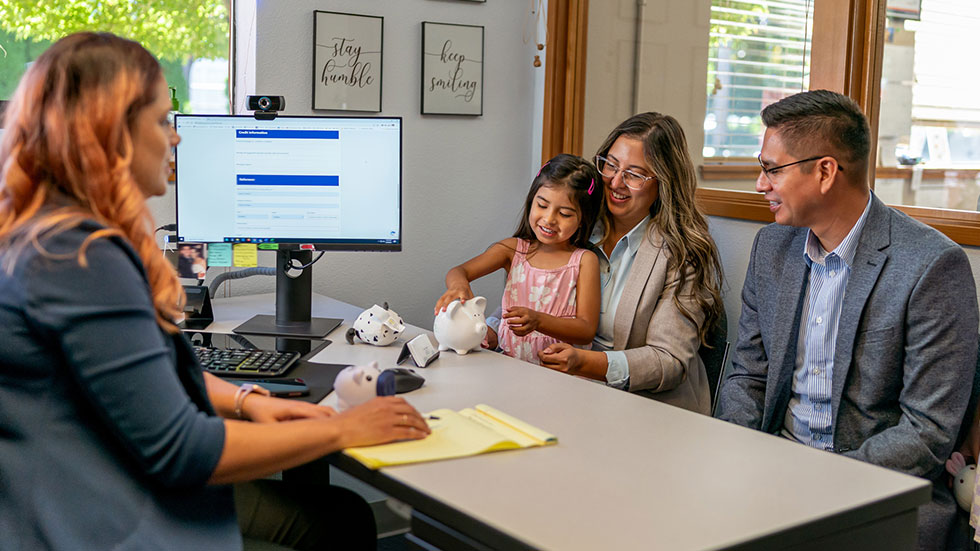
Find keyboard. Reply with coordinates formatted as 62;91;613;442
194;346;300;377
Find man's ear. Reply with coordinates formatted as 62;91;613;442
817;157;841;195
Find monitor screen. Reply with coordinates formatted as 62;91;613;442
174;114;401;251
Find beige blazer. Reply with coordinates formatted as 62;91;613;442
614;227;711;414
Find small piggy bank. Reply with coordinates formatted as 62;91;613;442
433;297;487;355
346;302;405;347
334;361;396;411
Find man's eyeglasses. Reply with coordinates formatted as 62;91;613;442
595;155;655;191
757;154;844;183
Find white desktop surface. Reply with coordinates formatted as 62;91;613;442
212;293;929;550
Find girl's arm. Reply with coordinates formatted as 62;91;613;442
504;250;600;345
435;239;515;314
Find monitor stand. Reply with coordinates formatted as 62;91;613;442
233;250;342;339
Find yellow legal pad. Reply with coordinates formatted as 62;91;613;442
344;404;557;469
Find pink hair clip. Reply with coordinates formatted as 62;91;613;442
587;178;595;195
536;161;550;178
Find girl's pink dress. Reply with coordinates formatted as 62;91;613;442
498;238;587;364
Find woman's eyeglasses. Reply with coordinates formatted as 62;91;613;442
595;155;655;191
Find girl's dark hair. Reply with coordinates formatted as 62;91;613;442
512;154;603;249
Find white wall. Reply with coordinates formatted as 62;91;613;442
149;0;542;328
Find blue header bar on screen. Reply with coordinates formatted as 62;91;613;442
236;129;339;139
237;174;339;186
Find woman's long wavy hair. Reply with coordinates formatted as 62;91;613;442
0;32;184;332
595;113;724;344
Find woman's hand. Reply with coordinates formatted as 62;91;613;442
242;394;336;423
333;396;431;449
503;306;541;336
434;284;474;315
482;326;499;349
538;342;583;372
539;345;609;381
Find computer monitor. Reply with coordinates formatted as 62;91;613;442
174;114;402;338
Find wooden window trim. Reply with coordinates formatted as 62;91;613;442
697;186;980;247
541;0;589;163
696;0;980;246
542;0;980;245
702;163;980;181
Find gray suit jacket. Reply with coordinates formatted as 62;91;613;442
717;196;978;549
616;227;711;415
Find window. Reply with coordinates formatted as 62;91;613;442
876;0;980;212
0;2;230;114
704;0;814;160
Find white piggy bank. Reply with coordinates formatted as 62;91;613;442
345;302;405;347
433;297;488;355
333;361;396;411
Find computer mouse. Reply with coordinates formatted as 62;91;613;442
386;367;425;393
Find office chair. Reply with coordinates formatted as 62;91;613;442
698;306;729;417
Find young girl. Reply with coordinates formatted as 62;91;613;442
435;154;602;364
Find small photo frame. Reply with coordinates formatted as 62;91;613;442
421;22;484;116
313;11;383;112
176;243;207;280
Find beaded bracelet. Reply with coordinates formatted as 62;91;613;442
234;383;271;420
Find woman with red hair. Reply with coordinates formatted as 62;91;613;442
0;32;428;550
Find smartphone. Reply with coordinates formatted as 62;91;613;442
231;378;310;397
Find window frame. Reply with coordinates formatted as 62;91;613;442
545;0;980;246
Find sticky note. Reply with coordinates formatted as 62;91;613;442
233;243;258;267
258;243;279;250
208;243;232;266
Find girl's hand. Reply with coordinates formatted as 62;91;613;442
333;396;431;449
503;306;540;336
434;285;474;315
242;394;336;423
538;342;584;373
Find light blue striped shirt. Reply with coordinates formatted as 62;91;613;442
590;216;651;390
783;195;872;449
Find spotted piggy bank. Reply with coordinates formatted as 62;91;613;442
433;297;487;355
334;361;396;411
345;302;405;347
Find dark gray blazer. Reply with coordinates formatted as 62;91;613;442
717;195;978;550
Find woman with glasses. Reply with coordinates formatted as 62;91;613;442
535;112;724;414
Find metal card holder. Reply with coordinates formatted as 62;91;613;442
397;334;440;368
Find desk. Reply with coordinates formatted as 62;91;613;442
211;293;930;550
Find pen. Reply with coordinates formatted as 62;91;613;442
427;415;440;420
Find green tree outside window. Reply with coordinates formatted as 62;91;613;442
0;0;229;111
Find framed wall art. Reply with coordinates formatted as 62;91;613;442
313;11;383;112
421;22;484;116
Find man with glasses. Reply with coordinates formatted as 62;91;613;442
716;89;978;550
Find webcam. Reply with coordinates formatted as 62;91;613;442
246;95;285;120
